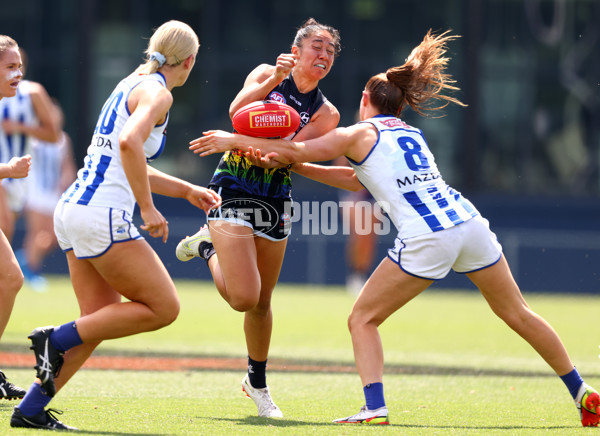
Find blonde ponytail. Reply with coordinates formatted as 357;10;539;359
135;20;199;75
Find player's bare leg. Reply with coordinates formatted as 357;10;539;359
467;255;573;375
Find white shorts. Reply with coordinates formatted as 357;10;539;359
25;188;61;215
54;201;142;259
1;178;28;213
387;215;502;280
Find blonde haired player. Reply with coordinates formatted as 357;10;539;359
11;21;220;431
0;47;60;242
191;29;600;427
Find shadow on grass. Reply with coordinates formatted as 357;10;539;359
208;416;345;427
390;423;576;431
206;416;576;431
0;404;171;436
51;432;170;436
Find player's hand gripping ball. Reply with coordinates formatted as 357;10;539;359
232;100;301;138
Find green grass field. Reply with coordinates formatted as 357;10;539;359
1;276;598;435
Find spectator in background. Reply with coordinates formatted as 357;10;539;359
17;98;76;291
0;47;60;243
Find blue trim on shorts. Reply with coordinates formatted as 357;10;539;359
387;242;441;282
75;238;144;259
119;209;136;239
68;207;143;259
456;253;502;274
76;247;110;259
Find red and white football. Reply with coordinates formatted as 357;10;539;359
232;100;301;138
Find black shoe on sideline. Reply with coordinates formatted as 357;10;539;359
0;370;26;400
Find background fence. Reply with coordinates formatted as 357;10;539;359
15;189;600;293
4;0;600;293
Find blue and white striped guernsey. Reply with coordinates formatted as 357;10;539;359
29;133;68;198
61;72;168;215
0;80;38;164
349;115;479;239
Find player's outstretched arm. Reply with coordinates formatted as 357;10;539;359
147;166;221;213
291;162;363;191
190;123;369;165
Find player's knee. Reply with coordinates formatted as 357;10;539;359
347;308;379;334
154;297;180;328
347;310;362;333
228;294;259;312
225;282;261;312
164;300;181;326
0;267;24;297
498;305;534;331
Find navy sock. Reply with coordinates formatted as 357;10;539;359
18;383;51;416
560;367;584;400
364;382;386;410
248;356;267;389
50;321;83;352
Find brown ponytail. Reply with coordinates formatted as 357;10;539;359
366;30;466;117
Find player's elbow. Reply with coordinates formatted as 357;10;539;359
347;182;365;192
346;174;364;191
46;128;61;143
119;134;137;154
229;100;244;119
